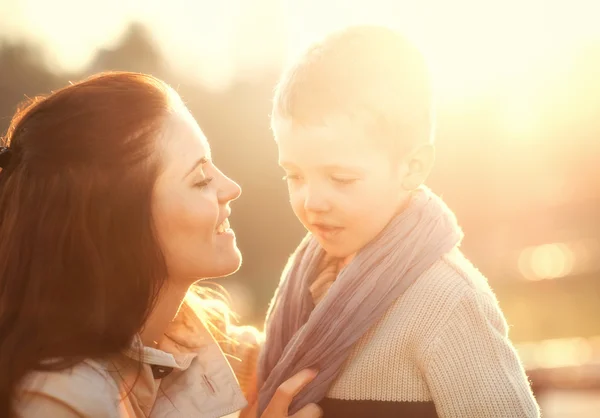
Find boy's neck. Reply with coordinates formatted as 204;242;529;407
339;254;356;270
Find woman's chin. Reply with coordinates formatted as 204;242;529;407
170;243;244;282
207;250;243;279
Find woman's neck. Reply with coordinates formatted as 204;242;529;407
140;281;190;347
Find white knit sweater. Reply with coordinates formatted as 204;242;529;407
317;248;541;418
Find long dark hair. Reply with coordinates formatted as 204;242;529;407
0;72;175;416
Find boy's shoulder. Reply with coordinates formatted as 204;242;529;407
417;247;496;301
386;247;506;347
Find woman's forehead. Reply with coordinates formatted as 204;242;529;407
157;110;211;178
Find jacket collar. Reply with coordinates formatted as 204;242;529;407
118;301;248;417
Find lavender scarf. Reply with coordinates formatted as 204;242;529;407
256;187;463;415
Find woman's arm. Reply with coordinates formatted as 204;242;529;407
16;392;83;418
16;362;121;418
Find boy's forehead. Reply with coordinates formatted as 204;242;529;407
275;118;381;168
274;114;363;140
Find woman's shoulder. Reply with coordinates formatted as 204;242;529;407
17;359;121;418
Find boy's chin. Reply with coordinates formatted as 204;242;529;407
317;240;356;259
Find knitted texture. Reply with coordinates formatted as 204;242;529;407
257;188;463;415
323;248;541;417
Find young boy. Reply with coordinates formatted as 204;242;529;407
256;25;540;417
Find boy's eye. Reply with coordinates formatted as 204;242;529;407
331;176;357;185
282;174;302;182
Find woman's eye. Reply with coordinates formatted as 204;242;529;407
194;177;213;188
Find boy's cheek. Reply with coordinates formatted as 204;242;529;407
288;194;305;215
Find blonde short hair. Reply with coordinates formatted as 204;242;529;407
272;25;434;154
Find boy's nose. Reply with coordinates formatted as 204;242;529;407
303;187;330;213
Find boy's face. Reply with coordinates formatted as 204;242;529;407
276;118;412;259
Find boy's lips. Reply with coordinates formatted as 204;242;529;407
311;223;344;239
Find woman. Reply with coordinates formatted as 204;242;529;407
0;72;320;418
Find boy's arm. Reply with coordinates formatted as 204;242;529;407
420;288;541;418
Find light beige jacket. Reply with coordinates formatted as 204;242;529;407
16;302;259;417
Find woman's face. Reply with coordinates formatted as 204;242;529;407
152;105;242;283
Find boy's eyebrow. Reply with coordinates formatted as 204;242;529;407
321;164;365;174
278;161;297;169
279;161;365;174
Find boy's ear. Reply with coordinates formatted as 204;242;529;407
400;143;435;191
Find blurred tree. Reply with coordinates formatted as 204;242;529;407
0;22;598;339
88;22;166;77
0;40;68;126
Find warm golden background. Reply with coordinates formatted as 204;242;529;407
1;0;599;415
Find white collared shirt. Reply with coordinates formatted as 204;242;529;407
17;302;248;418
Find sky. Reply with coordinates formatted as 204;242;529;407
1;0;599;94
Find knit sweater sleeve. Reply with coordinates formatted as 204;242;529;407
420;287;541;418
